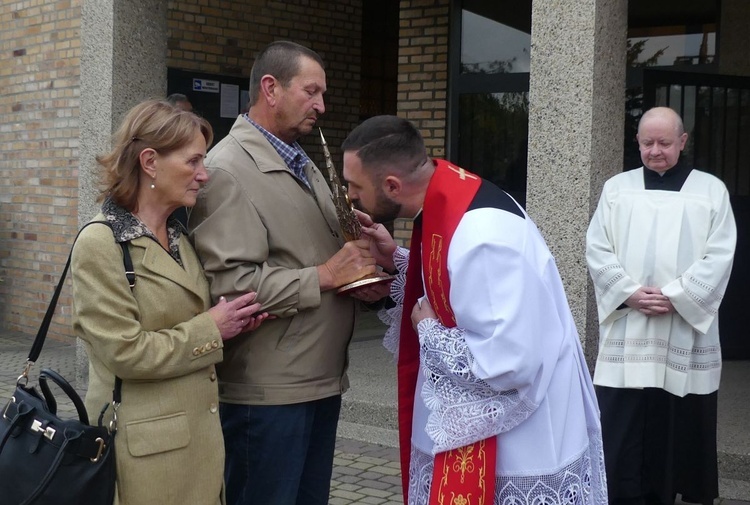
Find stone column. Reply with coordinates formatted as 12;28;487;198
719;0;750;77
526;0;627;366
77;0;168;385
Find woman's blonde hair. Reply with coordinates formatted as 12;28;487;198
97;99;213;210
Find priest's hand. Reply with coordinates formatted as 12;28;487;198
356;209;397;273
411;296;437;330
348;280;392;303
625;287;675;316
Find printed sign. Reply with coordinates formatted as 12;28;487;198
192;78;220;93
220;83;240;118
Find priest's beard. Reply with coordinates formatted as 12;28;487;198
367;186;401;224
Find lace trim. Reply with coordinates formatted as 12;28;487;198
594;264;625;294
683;273;722;316
408;446;433;505
390;246;409;305
407;429;608;505
417;318;538;454
380;304;402;358
379;247;410;358
598;338;722;372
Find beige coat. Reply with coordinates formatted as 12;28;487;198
189;116;355;405
71;217;225;505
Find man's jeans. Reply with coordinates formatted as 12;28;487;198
220;395;342;505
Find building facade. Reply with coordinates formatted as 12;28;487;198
3;0;748;355
2;0;750;498
2;0;749;375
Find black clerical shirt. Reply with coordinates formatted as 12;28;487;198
642;159;692;192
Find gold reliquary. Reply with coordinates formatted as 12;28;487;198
319;128;394;294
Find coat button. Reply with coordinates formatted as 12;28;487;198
203;342;212;352
192;347;201;356
210;372;217;381
209;403;218;414
211;340;219;349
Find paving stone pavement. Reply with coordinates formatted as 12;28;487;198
0;331;402;505
331;439;403;505
4;330;748;505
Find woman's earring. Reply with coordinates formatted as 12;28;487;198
150;176;156;189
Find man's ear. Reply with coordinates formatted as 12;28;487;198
678;132;688;151
259;74;278;106
383;175;402;197
139;148;158;179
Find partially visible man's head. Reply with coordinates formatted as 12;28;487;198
248;41;324;105
637;106;687;173
342;115;430;222
166;93;193;112
247;41;326;143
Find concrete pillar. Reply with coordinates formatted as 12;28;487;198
77;0;168;385
526;0;627;366
719;0;750;77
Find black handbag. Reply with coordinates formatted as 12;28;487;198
0;221;131;505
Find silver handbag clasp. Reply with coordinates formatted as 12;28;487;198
30;419;56;440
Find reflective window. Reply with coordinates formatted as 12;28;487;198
450;0;531;205
645;82;750;198
628;27;716;68
624;1;719;169
461;3;530;74
457;92;529;205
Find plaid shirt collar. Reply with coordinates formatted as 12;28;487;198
243;114;311;188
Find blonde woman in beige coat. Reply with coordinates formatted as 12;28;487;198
71;100;269;505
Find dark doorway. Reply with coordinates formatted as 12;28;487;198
167;68;248;144
359;0;399;120
643;70;750;359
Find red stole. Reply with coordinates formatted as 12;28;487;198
398;160;497;505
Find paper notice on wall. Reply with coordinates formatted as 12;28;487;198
220;83;239;118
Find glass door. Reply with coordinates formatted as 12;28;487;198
644;70;750;359
448;0;531;206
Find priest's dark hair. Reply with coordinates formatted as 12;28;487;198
342;115;428;178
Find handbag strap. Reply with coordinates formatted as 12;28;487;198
23;220;131;409
112;239;131;405
26;221;110;365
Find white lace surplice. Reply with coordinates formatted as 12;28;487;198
381;205;608;505
586;168;736;396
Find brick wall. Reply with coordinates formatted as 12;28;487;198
0;0;450;336
166;0;363;164
397;0;449;158
0;0;81;340
392;0;450;247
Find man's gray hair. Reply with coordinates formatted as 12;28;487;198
248;41;325;106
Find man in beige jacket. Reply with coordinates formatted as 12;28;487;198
189;41;375;505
